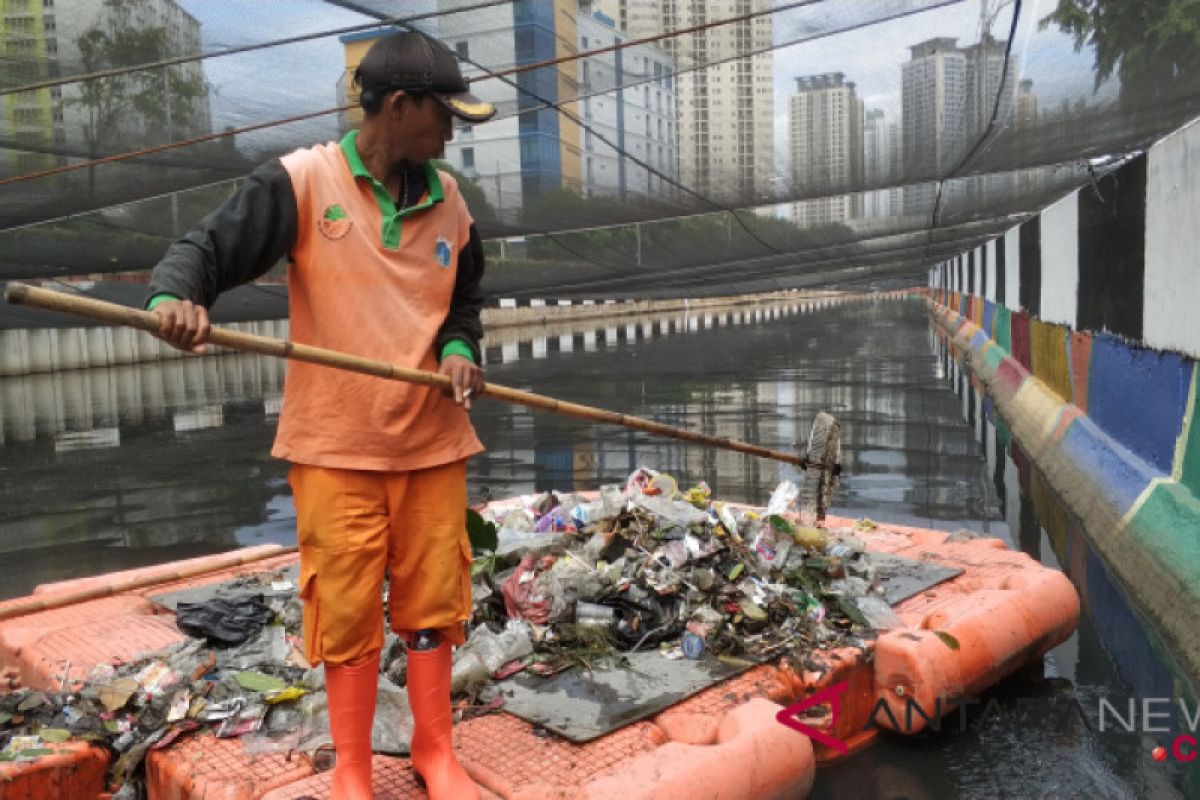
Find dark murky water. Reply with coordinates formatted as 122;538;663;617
0;298;1195;798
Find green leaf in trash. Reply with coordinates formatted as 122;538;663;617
38;729;71;744
234;671;287;693
16;748;56;758
767;514;796;535
466;508;498;555
728;563;745;581
837;597;869;628
934;631;961;650
738;598;768;622
16;694;43;712
0;712;11;725
786;568;819;595
470;554;497;578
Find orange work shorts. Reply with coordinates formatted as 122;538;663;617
289;460;473;666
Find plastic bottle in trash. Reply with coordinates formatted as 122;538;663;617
825;543;855;559
575;602;616;626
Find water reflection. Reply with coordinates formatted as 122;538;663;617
1;296;996;591
812;329;1197;799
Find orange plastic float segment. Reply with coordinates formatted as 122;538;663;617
0;595;186;690
0;509;1079;799
456;712;665;797
576;698;815;800
30;545;294;598
257;755;504;800
144;733;315;800
652;710;721;745
0;741;108;800
873;548;1079;734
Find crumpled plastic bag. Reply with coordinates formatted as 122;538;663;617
175;595;274;647
261;676;412;757
450;621;534;694
855;595;903;630
629;493;710;529
500;553;553;624
537;555;609;623
216;624;290;670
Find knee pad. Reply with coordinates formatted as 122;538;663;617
410;629;442;651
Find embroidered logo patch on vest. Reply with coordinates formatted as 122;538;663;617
434;235;452;268
318;204;352;240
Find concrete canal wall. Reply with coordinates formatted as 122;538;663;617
0;290;835;377
925;115;1200;686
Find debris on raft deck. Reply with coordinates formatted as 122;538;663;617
0;468;964;795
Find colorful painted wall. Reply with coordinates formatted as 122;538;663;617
925;115;1200;687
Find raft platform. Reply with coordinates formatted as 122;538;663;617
0;513;1078;799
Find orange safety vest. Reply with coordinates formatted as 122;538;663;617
271;134;484;471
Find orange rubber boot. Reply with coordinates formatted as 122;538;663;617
325;653;379;800
407;642;481;799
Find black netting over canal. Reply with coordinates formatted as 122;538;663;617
1;0;1197;297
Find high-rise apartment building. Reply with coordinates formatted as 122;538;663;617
357;1;676;222
901;35;1018;214
1015;78;1037;128
788;73;862;228
576;8;677;201
594;0;774;204
902;37;967;181
963;36;1010;138
1;0;209;173
863;107;900;219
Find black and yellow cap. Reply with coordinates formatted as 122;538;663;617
355;30;497;123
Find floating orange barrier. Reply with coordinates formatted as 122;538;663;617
0;740;107;800
0;512;1077;799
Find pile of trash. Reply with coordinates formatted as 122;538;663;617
455;468;900;694
0;577;414;798
1;468;902;796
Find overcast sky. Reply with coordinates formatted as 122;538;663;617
177;0;1112;168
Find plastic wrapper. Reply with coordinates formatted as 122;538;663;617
216;625;290;671
538;556;609;622
533;505;575;533
765;481;800;515
855;595;903;631
450;621;534;695
629;493;710;528
371;676;413;756
570;484;627;526
500;553;552;623
496;528;562;558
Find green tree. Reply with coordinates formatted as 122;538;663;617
434;161;497;223
1042;0;1200;105
71;0;208;197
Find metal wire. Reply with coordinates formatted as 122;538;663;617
0;0;521;97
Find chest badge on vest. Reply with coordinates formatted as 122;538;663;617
435;235;452;268
318;204;352;240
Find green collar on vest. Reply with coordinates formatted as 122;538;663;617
340;130;444;250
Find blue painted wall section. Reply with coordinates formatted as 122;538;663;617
1086;334;1192;475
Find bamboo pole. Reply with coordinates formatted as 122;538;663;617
5;283;813;468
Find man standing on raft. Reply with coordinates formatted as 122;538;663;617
145;30;495;799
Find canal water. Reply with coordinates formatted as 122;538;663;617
0;298;1194;798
